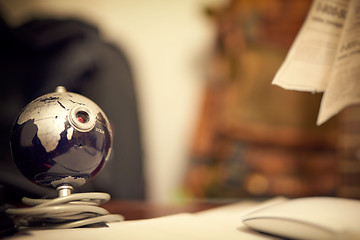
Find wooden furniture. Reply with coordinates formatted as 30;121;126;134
184;0;339;200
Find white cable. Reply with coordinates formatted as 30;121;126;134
6;192;124;229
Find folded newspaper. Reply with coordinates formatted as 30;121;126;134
272;0;360;125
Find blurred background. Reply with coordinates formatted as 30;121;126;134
0;0;358;204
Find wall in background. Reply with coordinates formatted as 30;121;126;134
0;0;225;203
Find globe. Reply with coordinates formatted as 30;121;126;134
10;86;113;190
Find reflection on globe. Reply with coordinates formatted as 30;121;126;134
10;86;113;189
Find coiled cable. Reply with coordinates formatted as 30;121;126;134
6;192;124;229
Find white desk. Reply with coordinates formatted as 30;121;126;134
6;198;286;240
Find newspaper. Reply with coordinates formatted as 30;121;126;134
272;0;360;125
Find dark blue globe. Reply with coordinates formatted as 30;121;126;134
10;86;113;189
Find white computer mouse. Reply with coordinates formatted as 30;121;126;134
242;197;360;240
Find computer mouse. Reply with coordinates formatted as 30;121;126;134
242;197;360;240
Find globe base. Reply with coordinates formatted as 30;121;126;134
6;187;124;229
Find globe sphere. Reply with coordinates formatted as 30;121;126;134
10;87;113;189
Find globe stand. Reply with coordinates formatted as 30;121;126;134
6;87;124;230
6;184;124;229
57;185;73;197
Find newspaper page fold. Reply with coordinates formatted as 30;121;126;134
272;0;360;125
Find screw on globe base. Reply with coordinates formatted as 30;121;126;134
57;185;73;197
6;86;123;229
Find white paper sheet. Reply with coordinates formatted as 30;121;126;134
272;0;360;125
317;0;360;125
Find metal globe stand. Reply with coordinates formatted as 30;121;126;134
6;186;124;230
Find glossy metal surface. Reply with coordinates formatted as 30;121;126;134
10;88;112;189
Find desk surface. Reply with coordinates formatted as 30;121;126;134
101;200;225;220
8;198;285;240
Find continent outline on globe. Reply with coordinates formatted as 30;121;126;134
10;87;113;190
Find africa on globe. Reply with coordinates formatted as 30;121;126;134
10;86;113;189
